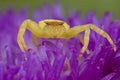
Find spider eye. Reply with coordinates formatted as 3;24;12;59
44;21;64;26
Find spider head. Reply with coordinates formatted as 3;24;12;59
39;19;70;38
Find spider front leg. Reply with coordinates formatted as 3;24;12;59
88;24;117;51
63;24;117;59
17;19;42;52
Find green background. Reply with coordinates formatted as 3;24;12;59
0;0;120;19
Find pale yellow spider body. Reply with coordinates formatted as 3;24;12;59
17;19;117;56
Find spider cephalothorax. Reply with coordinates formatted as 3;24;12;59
41;20;69;38
17;19;117;59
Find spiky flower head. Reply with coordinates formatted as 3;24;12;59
0;3;120;80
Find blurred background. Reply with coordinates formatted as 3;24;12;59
0;0;120;19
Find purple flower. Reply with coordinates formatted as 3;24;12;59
0;4;120;80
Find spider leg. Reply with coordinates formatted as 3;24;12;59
81;28;90;53
32;34;41;50
62;25;90;60
62;25;86;39
17;19;42;52
88;24;117;51
62;24;116;60
77;34;90;54
62;25;89;52
77;28;90;60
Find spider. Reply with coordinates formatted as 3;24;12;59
17;19;117;58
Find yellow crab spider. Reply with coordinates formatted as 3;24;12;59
17;19;117;55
